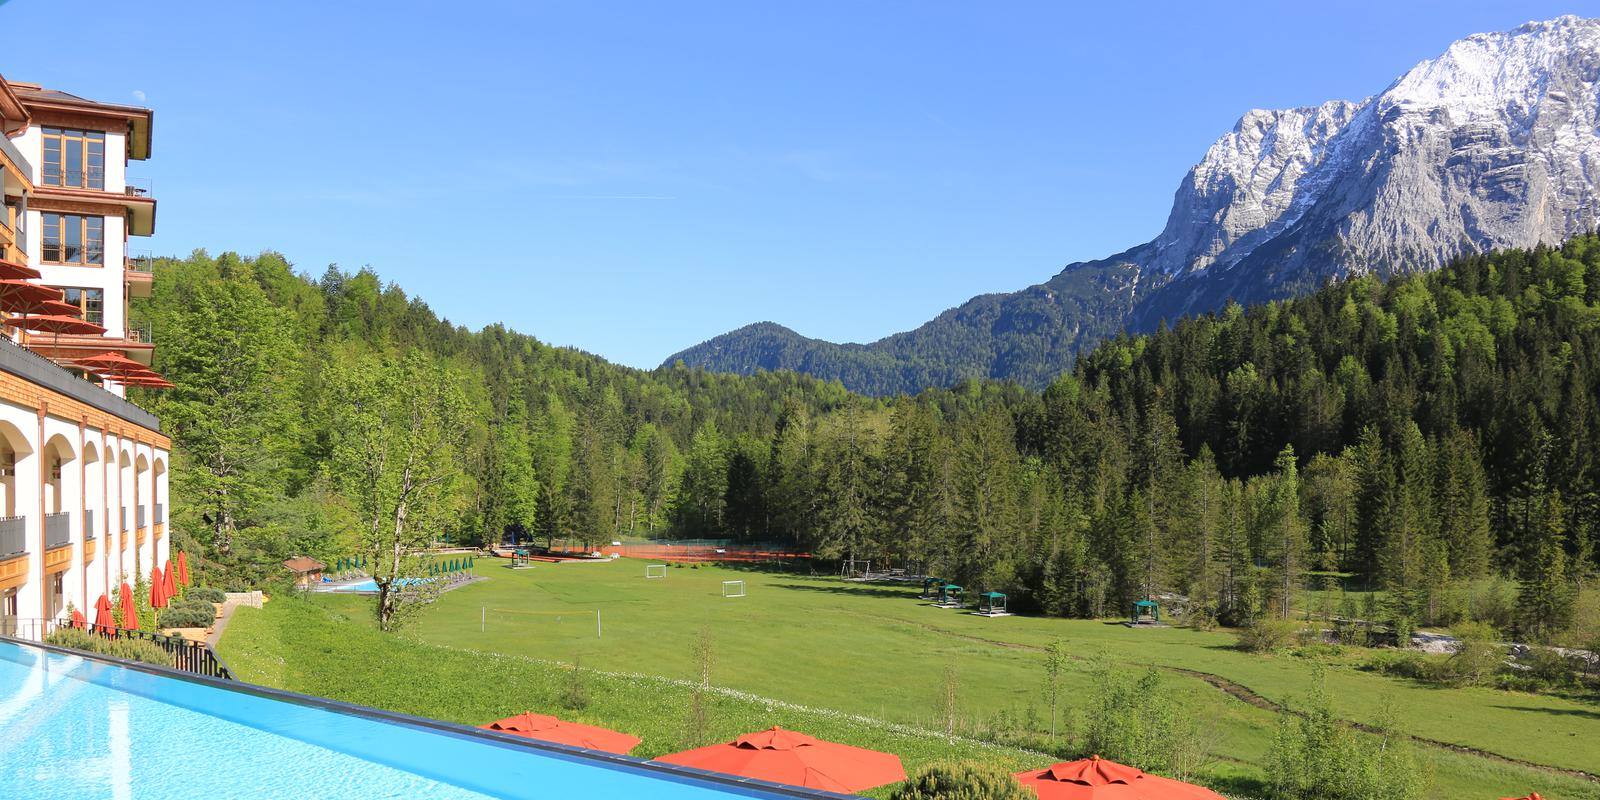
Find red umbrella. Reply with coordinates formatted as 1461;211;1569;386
479;712;642;754
177;551;191;585
116;376;175;389
0;279;63;313
74;352;157;377
1500;795;1546;800
7;314;106;335
1014;756;1226;800
655;727;907;794
93;594;115;634
150;565;168;609
69;609;86;629
0;259;41;280
118;582;139;630
162;559;178;600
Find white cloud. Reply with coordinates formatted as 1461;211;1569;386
132;90;146;102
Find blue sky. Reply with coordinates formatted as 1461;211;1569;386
2;1;1594;368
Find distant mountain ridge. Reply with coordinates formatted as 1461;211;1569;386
667;16;1600;394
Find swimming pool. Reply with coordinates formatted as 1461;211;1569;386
0;639;847;799
319;577;427;593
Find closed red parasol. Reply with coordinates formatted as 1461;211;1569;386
162;559;178;600
93;594;115;634
150;565;168;609
119;582;139;630
1013;756;1226;800
479;712;642;754
655;727;907;794
177;551;191;585
69;609;86;628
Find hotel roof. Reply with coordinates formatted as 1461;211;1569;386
6;80;153;159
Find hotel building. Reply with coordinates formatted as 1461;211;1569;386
0;72;171;634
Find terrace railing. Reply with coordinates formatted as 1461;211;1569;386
44;512;71;549
3;617;233;680
0;515;23;559
84;509;95;540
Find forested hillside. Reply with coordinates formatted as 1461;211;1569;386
142;236;1600;647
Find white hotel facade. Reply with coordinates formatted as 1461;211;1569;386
0;73;171;633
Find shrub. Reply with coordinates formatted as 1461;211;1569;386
159;606;216;629
167;596;216;617
1360;650;1441;682
1236;618;1300;653
1440;622;1504;686
187;587;227;604
890;761;1033;800
44;627;174;668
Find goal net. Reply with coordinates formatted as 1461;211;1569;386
721;580;746;598
645;564;668;579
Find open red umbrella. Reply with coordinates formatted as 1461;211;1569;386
1014;756;1226;800
0;259;41;281
162;559;178;600
74;352;156;377
150;565;168;609
7;314;105;335
0;279;64;312
93;594;115;634
118;582;139;630
655;727;907;794
177;551;191;585
115;376;175;389
479;712;642;754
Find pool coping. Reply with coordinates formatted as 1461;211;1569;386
1;635;864;800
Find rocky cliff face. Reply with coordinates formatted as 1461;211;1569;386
669;16;1600;393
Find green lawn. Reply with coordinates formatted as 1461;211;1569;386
218;559;1600;800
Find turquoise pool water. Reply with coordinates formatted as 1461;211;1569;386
0;640;826;799
320;577;428;593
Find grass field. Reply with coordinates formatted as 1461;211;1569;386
219;559;1600;799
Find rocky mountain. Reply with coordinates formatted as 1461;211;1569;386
667;16;1600;395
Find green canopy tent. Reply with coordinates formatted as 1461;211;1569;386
921;577;944;600
940;584;964;607
1132;599;1160;624
978;591;1008;616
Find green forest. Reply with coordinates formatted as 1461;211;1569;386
141;235;1600;647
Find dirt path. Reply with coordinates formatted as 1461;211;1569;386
858;608;1599;784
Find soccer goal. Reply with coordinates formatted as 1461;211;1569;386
645;564;668;579
721;580;747;598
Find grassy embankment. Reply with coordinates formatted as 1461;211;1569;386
219;559;1600;799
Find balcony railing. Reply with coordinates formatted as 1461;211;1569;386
124;176;153;196
0;515;23;559
126;325;152;344
5;618;233;681
84;509;95;540
42;165;106;191
136;505;147;529
126;251;155;275
44;512;71;549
